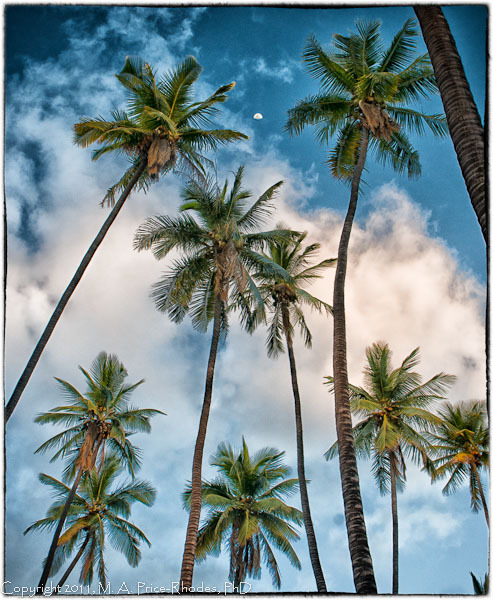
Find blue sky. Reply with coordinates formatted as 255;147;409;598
4;2;487;596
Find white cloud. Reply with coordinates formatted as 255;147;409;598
253;57;300;84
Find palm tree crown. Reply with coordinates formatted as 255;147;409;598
286;18;448;179
325;343;456;487
183;439;303;590
427;400;489;522
244;226;335;356
35;351;164;479
134;166;292;332
25;457;156;587
74;56;248;204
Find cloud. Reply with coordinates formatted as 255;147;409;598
253;57;300;84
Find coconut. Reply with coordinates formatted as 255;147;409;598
359;100;400;141
147;133;172;180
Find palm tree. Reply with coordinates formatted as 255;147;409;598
285;19;447;593
243;227;335;591
471;572;489;595
25;456;155;592
427;400;489;527
6;55;247;423
325;342;455;593
34;351;163;592
414;6;486;242
134;167;292;590
183;439;303;591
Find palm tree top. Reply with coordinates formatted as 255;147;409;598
428;399;488;509
25;457;156;583
183;439;302;589
285;18;448;180
134;167;295;333
325;341;456;487
241;225;335;356
74;56;248;204
34;351;164;477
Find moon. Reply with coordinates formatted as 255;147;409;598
253;113;263;120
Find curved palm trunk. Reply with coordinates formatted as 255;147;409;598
414;6;486;242
471;462;489;528
52;532;91;595
390;453;399;594
6;159;147;422
38;432;103;593
281;306;327;592
179;295;223;591
332;127;377;593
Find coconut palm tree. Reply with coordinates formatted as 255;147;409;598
34;351;163;592
427;400;489;527
25;456;155;592
414;6;486;242
183;439;303;591
134;167;293;590
285;19;447;593
242;227;335;591
325;342;455;593
6;55;247;423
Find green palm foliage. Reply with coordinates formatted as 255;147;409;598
285;19;447;593
245;226;334;356
242;227;335;591
285;19;447;180
35;351;163;478
183;439;303;590
427;400;489;526
134;167;293;589
25;457;155;589
74;56;248;203
5;56;246;424
134;166;291;332
325;342;455;593
35;352;163;591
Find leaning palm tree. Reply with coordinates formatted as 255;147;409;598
427;400;489;527
25;456;155;592
242;227;335;591
325;342;455;593
134;167;292;590
285;19;447;593
414;6;486;242
183;439;303;591
34;351;163;591
6;55;246;422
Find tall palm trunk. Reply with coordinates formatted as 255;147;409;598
389;453;399;594
233;544;245;591
38;432;103;593
281;305;327;592
414;6;486;242
180;294;223;590
52;532;91;595
471;462;489;528
332;127;377;594
6;159;147;422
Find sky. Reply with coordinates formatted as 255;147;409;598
3;1;488;596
